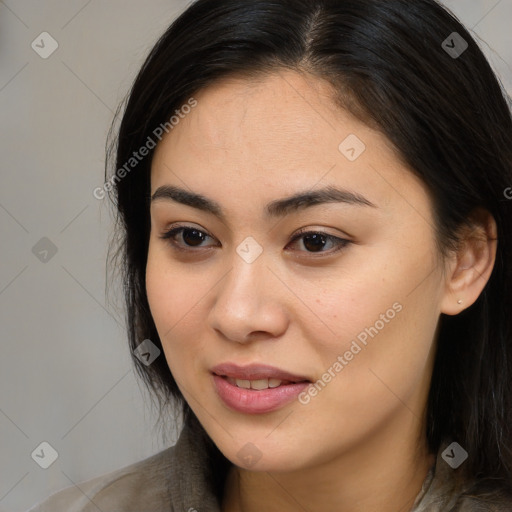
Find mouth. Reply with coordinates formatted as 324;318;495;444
219;375;309;390
210;362;311;386
210;363;312;414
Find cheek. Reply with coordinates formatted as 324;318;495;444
145;243;205;362
145;255;204;408
294;247;429;358
146;263;184;334
298;245;441;404
295;297;438;447
145;240;207;328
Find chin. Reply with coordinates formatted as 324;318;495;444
208;430;313;473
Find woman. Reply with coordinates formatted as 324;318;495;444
29;0;512;510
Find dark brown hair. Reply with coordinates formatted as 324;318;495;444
106;0;512;499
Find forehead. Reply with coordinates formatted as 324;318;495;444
150;70;429;225
171;72;373;152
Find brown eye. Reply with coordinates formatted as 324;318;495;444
159;226;216;249
159;225;350;256
288;230;350;255
181;228;208;246
302;233;328;252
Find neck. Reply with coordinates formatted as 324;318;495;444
222;414;435;512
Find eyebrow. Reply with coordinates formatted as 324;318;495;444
150;184;377;220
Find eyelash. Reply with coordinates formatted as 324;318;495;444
158;224;351;256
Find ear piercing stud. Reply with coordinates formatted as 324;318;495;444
457;299;463;304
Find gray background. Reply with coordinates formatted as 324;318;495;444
1;1;511;510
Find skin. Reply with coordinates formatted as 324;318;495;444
146;69;497;512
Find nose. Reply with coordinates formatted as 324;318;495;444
207;251;289;344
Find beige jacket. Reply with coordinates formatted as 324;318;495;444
27;416;512;511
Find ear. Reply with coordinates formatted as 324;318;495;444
440;208;498;316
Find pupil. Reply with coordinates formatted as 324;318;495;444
183;229;205;246
304;234;326;252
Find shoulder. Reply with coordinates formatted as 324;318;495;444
26;445;176;512
413;442;512;512
452;484;512;511
26;414;227;512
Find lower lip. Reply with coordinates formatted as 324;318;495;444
212;374;310;414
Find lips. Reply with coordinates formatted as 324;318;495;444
210;362;311;383
212;376;311;414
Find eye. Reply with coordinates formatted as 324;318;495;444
159;225;217;251
159;224;351;255
286;229;350;255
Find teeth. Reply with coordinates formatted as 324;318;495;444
226;377;287;390
235;379;251;389
268;378;283;388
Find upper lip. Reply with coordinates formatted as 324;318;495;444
211;363;311;382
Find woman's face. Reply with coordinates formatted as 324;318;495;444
146;70;450;471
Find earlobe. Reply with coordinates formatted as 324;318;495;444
440;209;497;316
